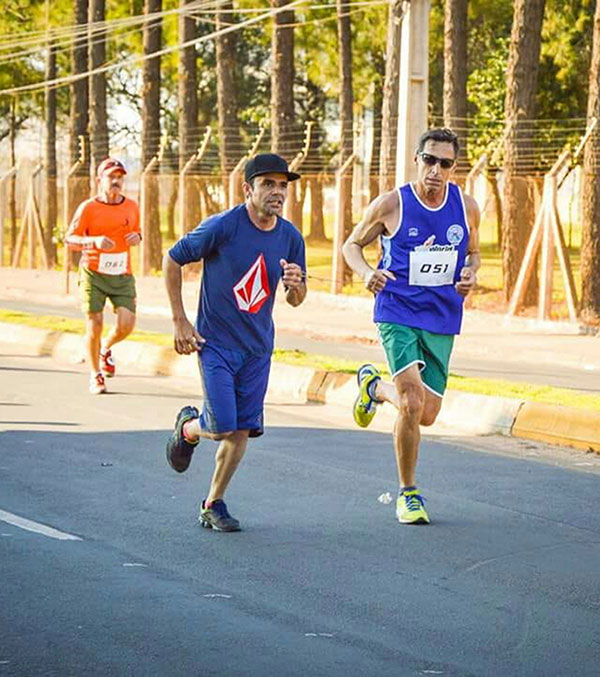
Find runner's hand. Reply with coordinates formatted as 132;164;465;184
364;269;395;294
280;259;303;290
173;317;205;355
455;266;477;297
94;236;115;251
125;232;142;246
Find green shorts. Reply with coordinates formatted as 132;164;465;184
79;267;137;314
377;322;454;398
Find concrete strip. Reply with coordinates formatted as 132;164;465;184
436;391;525;436
0;322;55;356
267;363;317;402
512;402;600;452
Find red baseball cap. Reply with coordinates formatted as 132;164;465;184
97;157;127;178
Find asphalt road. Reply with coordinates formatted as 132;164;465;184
1;298;599;394
1;353;599;676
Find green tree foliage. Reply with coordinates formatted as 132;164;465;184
538;0;594;120
430;0;595;165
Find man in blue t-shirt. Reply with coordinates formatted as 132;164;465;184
342;128;481;526
163;153;307;532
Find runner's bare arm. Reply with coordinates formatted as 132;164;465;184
455;194;481;297
342;190;398;294
162;252;205;354
124;232;142;246
280;259;307;307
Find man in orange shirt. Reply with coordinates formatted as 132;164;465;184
65;158;141;394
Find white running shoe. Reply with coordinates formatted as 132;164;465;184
89;371;107;394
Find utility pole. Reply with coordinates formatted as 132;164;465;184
395;0;430;185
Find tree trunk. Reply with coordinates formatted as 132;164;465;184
581;0;600;326
270;0;295;158
380;0;402;193
68;0;90;263
45;42;58;266
307;175;326;242
337;0;354;285
142;0;162;270
9;99;17;255
88;0;109;173
370;59;384;202
178;0;201;233
502;0;545;305
167;175;178;240
70;0;89;170
443;0;468;166
216;1;241;179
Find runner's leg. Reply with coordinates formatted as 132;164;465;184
85;312;104;375
102;306;136;351
392;364;425;488
374;378;442;426
205;430;250;504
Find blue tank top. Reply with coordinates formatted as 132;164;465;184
373;182;469;335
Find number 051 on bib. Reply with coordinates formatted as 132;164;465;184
409;249;458;287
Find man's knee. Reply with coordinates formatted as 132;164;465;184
115;308;136;335
399;382;425;421
420;397;442;427
208;430;236;442
86;313;103;335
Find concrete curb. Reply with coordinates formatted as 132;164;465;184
1;321;599;453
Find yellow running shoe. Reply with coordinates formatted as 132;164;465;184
352;363;381;428
396;489;430;525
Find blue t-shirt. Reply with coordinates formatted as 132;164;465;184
169;204;306;354
373;182;470;335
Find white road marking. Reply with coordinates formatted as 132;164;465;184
203;594;232;599
123;563;147;567
0;509;82;541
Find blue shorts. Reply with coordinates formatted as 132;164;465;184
197;344;271;438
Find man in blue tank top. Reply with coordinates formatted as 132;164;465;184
342;128;480;525
163;153;307;532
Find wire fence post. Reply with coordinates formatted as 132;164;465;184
465;153;487;198
331;153;356;295
11;162;48;270
139;154;160;277
284;121;313;229
0;166;17;267
506;148;578;322
178;126;212;238
63;135;87;293
228;126;266;209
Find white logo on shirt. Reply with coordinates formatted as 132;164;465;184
233;254;271;313
447;224;465;245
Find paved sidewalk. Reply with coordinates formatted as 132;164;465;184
1;267;599;378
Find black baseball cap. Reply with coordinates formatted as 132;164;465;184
244;153;301;183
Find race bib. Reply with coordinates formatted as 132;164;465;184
409;249;458;286
98;252;127;275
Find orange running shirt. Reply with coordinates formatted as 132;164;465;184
70;197;140;275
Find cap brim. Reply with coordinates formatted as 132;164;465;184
247;170;301;182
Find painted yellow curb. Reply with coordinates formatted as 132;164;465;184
512;401;600;452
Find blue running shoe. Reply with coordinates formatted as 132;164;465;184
199;499;241;532
166;405;199;473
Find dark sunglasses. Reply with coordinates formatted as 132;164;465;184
418;152;456;169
